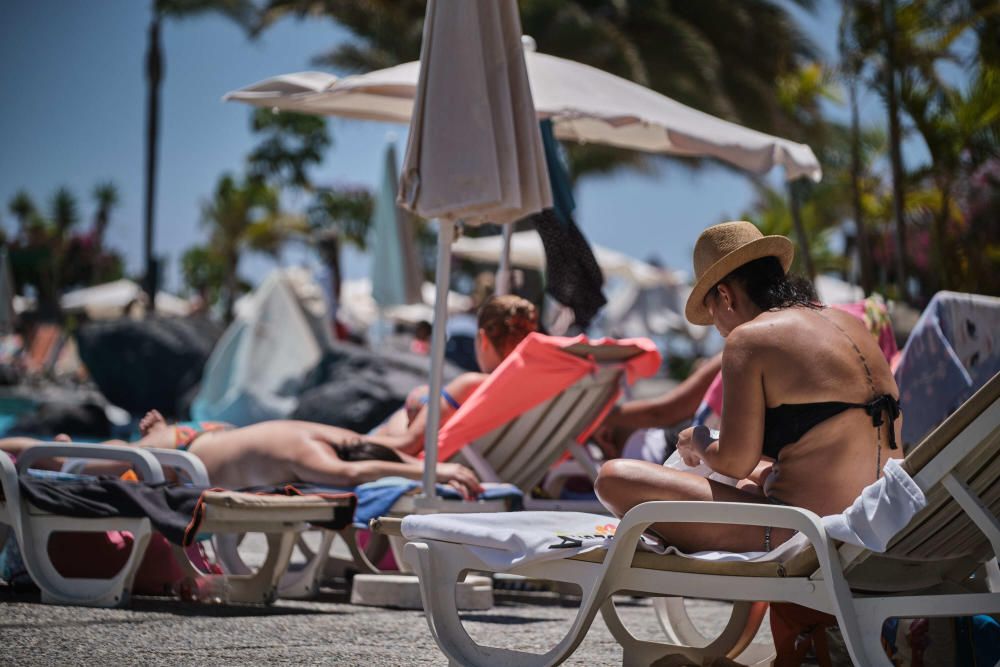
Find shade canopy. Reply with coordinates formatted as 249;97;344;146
60;280;191;319
452;230;682;289
226;39;821;183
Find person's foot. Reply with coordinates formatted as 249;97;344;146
54;433;72;443
139;410;168;436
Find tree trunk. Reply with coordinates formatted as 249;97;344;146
788;179;816;280
883;0;909;301
932;183;951;293
222;251;239;324
849;77;874;295
143;12;163;311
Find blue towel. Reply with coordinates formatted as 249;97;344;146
286;478;523;527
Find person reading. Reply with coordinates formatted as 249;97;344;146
595;221;902;553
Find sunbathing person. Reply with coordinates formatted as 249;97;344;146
595;222;902;553
1;415;483;498
370;294;539;455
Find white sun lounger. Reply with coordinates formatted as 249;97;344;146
0;444;353;607
389;371;1000;666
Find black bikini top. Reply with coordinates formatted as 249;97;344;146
760;308;901;465
762;394;901;460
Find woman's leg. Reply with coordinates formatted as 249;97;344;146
595;459;795;553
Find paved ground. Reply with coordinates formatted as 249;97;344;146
0;584;770;665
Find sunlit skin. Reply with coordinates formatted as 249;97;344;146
0;414;483;498
595;277;902;553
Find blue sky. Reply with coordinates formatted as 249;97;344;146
0;1;918;293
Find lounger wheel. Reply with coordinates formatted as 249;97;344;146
653;597;770;660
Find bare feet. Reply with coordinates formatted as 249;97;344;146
139;410;168;437
54;433;72;443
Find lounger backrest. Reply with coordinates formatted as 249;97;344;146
459;345;640;492
844;372;1000;587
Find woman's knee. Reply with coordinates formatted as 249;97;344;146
595;459;645;510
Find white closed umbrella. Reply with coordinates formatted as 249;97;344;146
397;0;551;499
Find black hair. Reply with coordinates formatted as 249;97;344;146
715;256;820;312
331;441;403;463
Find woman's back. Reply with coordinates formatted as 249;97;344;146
745;306;903;515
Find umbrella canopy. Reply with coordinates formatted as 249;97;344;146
226;41;821;183
370;142;423;308
60;280;191;319
452;230;682;289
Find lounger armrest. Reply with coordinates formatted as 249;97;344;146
145;448;211;486
16;444;165;484
603;501;837;575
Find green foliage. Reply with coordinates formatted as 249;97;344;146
198;172;295;319
307;186;374;250
247;108;332;190
4;185;126;317
180;244;228;305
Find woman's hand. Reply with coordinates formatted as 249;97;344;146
675;427;703;467
676;425;715;467
436;462;483;499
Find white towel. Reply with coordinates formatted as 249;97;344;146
401;460;926;570
401;511;618;569
820;458;926;552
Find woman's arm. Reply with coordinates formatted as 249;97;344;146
369;372;487;456
602;353;722;430
695;330;766;479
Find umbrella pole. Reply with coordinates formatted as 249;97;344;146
419;220;455;501
496;224;513;296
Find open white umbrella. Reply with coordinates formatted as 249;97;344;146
225;39;821;183
451;229;683;289
226;36;824;276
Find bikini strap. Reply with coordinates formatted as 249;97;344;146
812;309;901;480
813;308;878;399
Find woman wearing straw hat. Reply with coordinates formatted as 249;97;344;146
595;221;902;553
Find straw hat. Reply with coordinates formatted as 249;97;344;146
685;221;795;326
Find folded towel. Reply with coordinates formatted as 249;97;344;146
820;458;925;551
272;478;523;527
402;511;618;569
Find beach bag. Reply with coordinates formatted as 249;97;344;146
45;530;219;596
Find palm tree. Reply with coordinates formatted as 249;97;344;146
900;65;1000;292
143;1;256;308
200;173;295;321
91;182;120;248
307;185;374;305
840;0;875;294
7;190;43;238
